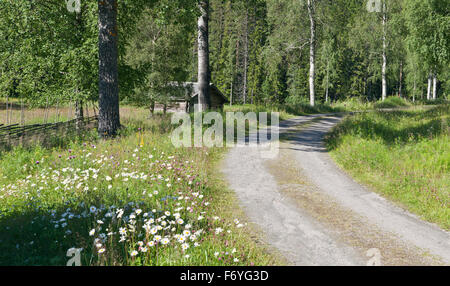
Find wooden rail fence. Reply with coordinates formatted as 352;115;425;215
0;116;98;148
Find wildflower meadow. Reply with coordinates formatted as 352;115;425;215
0;115;278;266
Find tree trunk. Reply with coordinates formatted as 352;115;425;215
230;82;233;106
150;100;155;116
234;36;240;102
75;99;84;130
427;71;432;100
85;102;90;118
412;78;416;103
398;61;403;98
44;96;49;124
5;92;9;125
325;59;330;103
307;0;316;107
243;8;249;105
197;0;211;111
68;101;73;120
432;72;437;100
20;98;25;125
381;2;387;101
98;0;120;137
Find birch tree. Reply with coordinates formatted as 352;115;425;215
381;1;387;101
307;0;316;106
405;0;449;101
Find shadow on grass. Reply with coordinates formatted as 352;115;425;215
326;105;449;150
0;204;93;266
0;189;145;266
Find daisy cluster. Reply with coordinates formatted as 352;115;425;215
85;202;206;265
0;138;247;265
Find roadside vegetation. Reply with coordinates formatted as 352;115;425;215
226;96;417;120
0;109;281;266
326;104;450;230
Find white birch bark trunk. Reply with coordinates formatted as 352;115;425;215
325;59;330;103
432;72;437;100
398;61;403;98
243;8;249;105
427;71;432;100
381;2;387;101
307;0;316;107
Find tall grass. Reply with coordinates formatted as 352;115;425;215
326;104;450;229
226;97;410;120
374;96;411;109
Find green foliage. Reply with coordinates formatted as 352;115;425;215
374;96;411;108
326;105;450;229
1;0;448;110
125;1;196;107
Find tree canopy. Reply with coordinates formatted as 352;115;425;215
0;0;448;117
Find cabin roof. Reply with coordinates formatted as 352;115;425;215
167;82;229;103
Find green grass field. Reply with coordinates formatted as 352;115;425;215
326;104;450;230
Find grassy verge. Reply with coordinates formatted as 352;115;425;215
374;96;411;109
225;102;338;121
325;104;449;230
225;97;410;120
0;109;281;266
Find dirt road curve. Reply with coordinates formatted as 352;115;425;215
222;114;450;266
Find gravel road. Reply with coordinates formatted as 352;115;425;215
222;114;450;266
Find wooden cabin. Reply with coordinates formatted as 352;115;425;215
154;82;228;113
